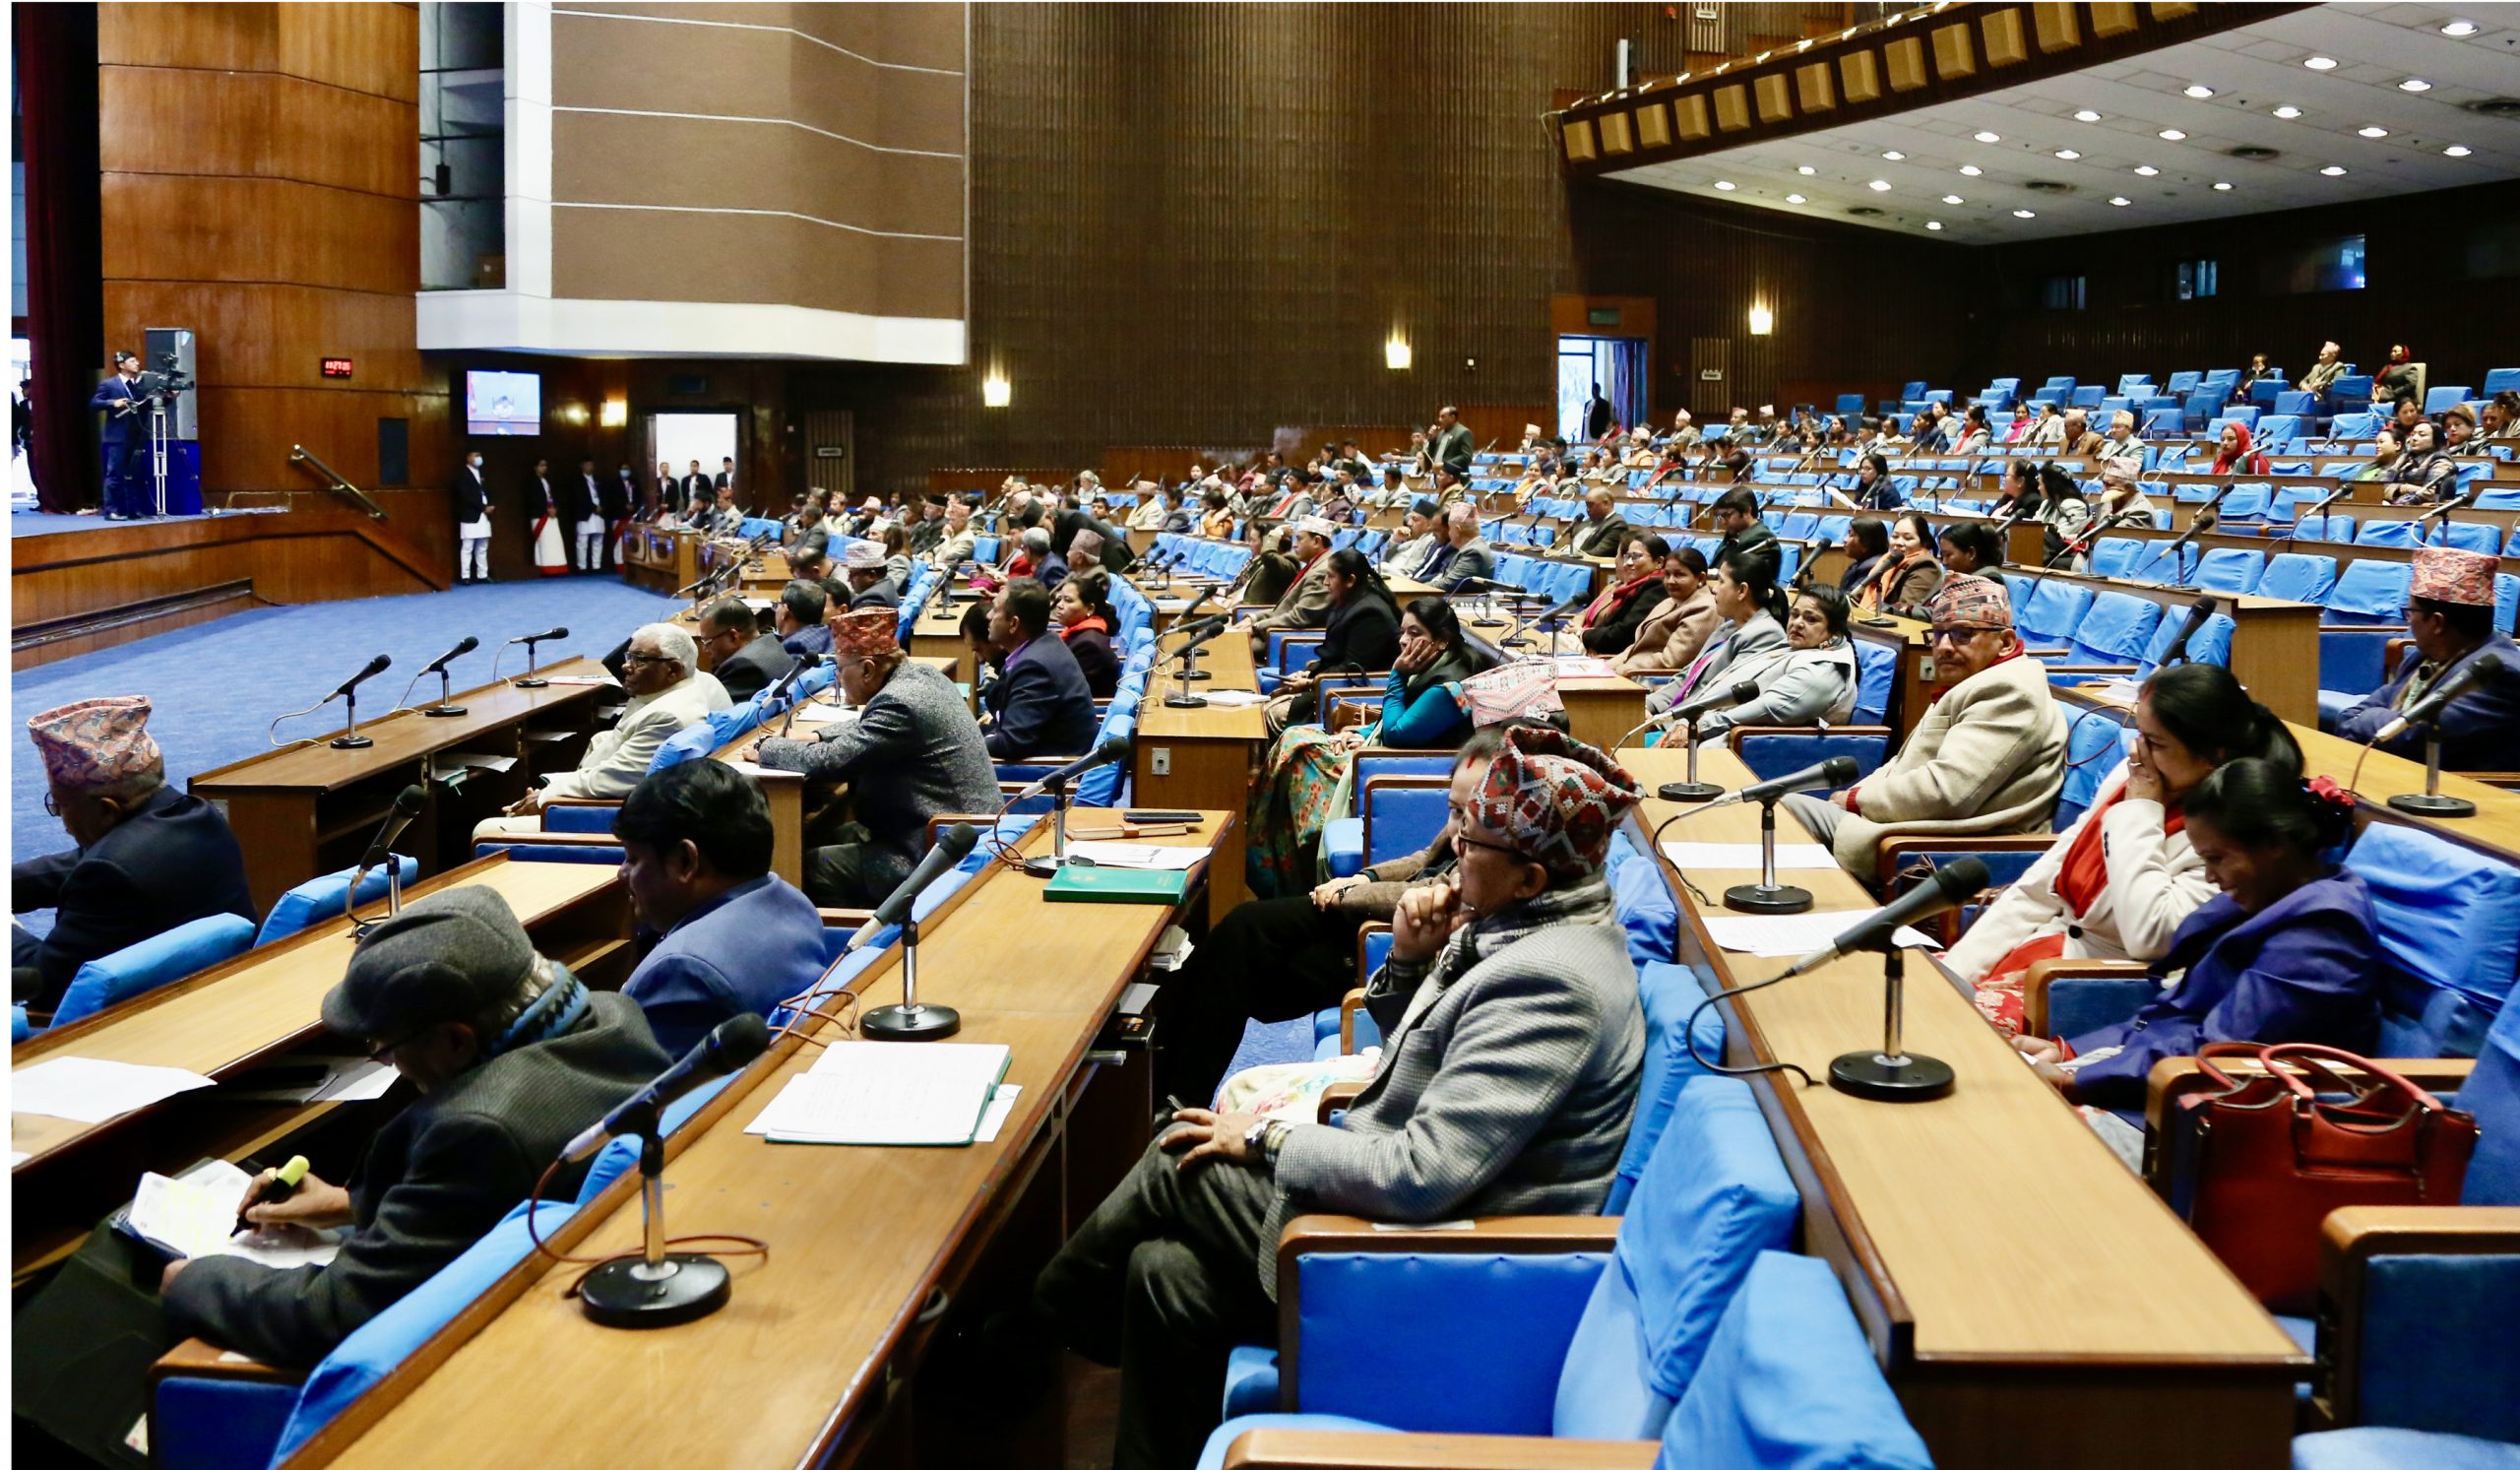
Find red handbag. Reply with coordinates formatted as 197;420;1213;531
2178;1042;2478;1312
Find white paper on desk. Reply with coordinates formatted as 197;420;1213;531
1699;911;1934;957
1191;689;1268;707
434;751;517;774
536;674;619;687
1660;842;1840;871
722;759;773;778
220;1057;400;1105
1550;655;1620;678
791;702;855;725
746;1041;1012;1146
12;1056;218;1123
973;1085;1024;1144
1067;842;1213;871
8;1151;28;1168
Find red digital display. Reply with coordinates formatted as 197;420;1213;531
321;357;354;378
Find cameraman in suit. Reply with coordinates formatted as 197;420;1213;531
88;351;147;520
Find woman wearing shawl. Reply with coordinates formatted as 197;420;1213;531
1576;532;1670;655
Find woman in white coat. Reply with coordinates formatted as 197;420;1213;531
1694;583;1861;738
1948;663;2302;1038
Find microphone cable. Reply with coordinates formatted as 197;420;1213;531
522;1151;769;1289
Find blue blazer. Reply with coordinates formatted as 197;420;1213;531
622;874;828;1055
12;785;254;1011
983;632;1099;759
89;375;141;446
2332;634;2520;774
2064;869;2379;1109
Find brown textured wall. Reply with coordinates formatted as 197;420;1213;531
97;2;448;506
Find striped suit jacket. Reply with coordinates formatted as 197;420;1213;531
1262;919;1643;1297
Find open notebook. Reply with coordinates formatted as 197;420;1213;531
745;1042;1013;1146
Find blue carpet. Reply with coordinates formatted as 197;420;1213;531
14;577;674;933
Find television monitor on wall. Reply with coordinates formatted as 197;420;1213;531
466;369;541;435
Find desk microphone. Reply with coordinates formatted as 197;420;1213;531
499;626;568;688
561;1014;772;1163
359;785;427;871
419;636;478;674
2417;487;2479;525
316;655;393;748
1007;735;1133;805
2370;657;2502;746
1621;679;1759;749
2157;596;2218;669
328;654;391;701
1689;753;1859;813
1774;857;1988;980
846;822;981;953
1791;537;1835;592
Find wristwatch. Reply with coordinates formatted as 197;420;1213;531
1243;1117;1285;1167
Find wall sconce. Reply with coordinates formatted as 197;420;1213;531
598;399;627;427
1747;305;1775;336
982;373;1011;408
562;402;592;425
1385;337;1413;371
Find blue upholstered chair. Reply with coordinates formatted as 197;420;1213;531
39;913;259;1031
2260;552;2340;606
2194;547;2266;596
255;857;421;944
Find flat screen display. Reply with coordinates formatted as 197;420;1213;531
465;370;541;436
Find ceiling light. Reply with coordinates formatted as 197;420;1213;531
2109;196;2131;206
1882;150;1906;160
2320;164;2348;176
1715;180;1736;190
2273;105;2302;119
1787;192;1808;203
2303;55;2338;71
2400;78;2431;92
2184;85;2215;99
2074;109;2103;123
2134;164;2160;176
2213;180;2234;191
2442;20;2479;36
1975;131;2001;143
2358;125;2389;138
2159;128;2187;141
2012;209;2037;219
1864;179;1889;191
1925;221;1943;230
2054;149;2082;160
2445;145;2473;158
1942;193;1964;204
1959;164;1984;177
982;373;1012;407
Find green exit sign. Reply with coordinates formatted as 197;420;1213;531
1586;307;1622;327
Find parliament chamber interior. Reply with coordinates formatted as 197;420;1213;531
12;3;2520;1468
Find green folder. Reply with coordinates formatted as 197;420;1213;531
1044;864;1190;905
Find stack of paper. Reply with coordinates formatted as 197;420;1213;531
1191;689;1268;708
125;1161;342;1269
746;1042;1013;1146
1066;842;1212;871
13;1057;217;1124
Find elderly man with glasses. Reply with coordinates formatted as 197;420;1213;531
472;622;729;842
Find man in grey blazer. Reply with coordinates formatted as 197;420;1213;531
1025;727;1645;1470
749;608;1000;906
1418;502;1497;593
1566;485;1632;560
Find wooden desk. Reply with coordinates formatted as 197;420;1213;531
907;583;987;701
1135;630;1265;924
191;659;616;916
1623;743;2301;1470
12;856;630;1279
285;812;1228;1470
620;526;698;596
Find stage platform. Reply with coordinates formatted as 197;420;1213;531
11;508;231;540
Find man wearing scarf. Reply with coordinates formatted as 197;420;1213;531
1021;726;1645;1470
1241;516;1340;659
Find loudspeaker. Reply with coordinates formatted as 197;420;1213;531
143;326;198;441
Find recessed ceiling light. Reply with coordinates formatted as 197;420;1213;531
2074;109;2103;123
2012;209;2037;219
2134;164;2161;176
1942;193;1964;204
1882;150;1906;160
1867;179;1893;191
2442;20;2479;36
2213;180;2234;191
2273;105;2303;119
2320;164;2348;176
2159;128;2187;141
2054;149;2082;160
1959;164;1984;177
2357;125;2389;139
2109;196;2131;206
1785;193;1806;204
1797;164;1817;175
2400;78;2431;92
2184;85;2215;99
1925;221;1943;230
2445;145;2474;158
2303;55;2339;71
1714;180;1736;190
1975;131;2001;143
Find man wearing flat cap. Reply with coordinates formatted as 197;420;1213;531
13;696;252;1012
1784;573;2068;881
1240;515;1342;659
2330;545;2520;770
1377;497;1443;582
1011;726;1645;1470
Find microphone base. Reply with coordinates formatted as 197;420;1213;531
1856;616;1899;629
1723;881;1813;915
421;704;467;719
1657;781;1723;803
1177;669;1213;681
1162;693;1209;709
1018;854;1073;879
329;734;375;749
1828;1050;1955;1103
862;1000;964;1041
513;677;549;689
579;1254;732;1328
2387;792;2478;818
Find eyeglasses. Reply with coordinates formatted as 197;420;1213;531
365;1030;415;1062
1926;625;1984;645
42;792;59;817
622;652;673;667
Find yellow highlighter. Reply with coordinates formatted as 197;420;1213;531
236;1155;311;1233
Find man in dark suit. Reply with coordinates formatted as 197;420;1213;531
1567;485;1631;559
602;463;636;569
88;351;147;519
12;696;253;1012
1583;382;1614;440
841;541;900;609
1709;486;1777;566
981;577;1098;758
565;456;603;573
454;449;493;583
715;456;737;497
1428;404;1476;479
682;460;714;508
697;597;796;702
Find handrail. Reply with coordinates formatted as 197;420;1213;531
288;444;388;520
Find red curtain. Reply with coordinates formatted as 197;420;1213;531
17;4;103;513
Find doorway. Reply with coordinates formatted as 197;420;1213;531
648;412;739;511
1556;336;1649;443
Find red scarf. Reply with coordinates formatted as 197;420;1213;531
1059;614;1109;641
2211;422;2270;477
2055;784;2185;916
1007;552;1036;577
1584;571;1658;628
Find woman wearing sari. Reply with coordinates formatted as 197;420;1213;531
1853;511;1943;619
527;457;569;577
1577;533;1670;655
1247;597;1485;896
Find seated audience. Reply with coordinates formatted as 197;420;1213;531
2330;546;2520;770
2096;410;2145;471
1708;485;1776;565
1953;664;2300;1037
1646;545;1790;715
1267;548;1403;731
1053;566;1121;699
2094;456;2155;528
12;697;253;1012
2380;418;2459;504
1566;486;1630;559
1126;486;1168;533
842;541;902;611
2297;340;2346;396
1198;486;1234;540
476;624;728;840
1838;517;1890;596
923;495;978;569
699;596;798;702
2039;467;2095;565
1240;516;1340;659
1853;510;1943;619
1952;404;1993;454
612;761;826;1054
1577;532;1670;655
2442;401;2480;454
752;609;1002;907
2021;401;2067;449
1007;525;1049;580
879;522;915;589
2237;352;2279;394
1692;583;1859;739
1377;497;1442;580
1937;521;2004;578
2018;759;2378;1118
2482;389;2519;441
977;578;1098;759
1417;503;1496;593
1613;543;1717;676
775;580;833;659
1846;452;1901;511
788;543;829;585
1025;725;1644;1470
1783;575;2068;881
2209;420;2269;477
2060;410;2102;458
2374;343;2419;407
1990;461;2045;522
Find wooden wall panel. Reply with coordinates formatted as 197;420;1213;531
97;68;414;198
99;177;412;295
96;1;417;100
